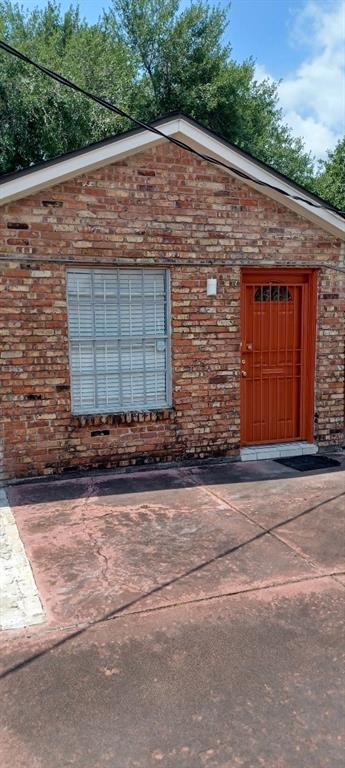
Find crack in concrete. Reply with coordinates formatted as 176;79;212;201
53;508;130;529
15;473;114;604
64;475;114;588
16;569;345;640
95;543;112;586
5;469;343;645
331;573;345;589
186;470;334;577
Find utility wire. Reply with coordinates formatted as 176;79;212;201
1;39;344;218
0;488;343;680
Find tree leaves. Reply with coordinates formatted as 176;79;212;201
0;0;341;207
315;138;345;211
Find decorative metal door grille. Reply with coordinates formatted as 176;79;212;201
254;285;293;302
241;275;307;445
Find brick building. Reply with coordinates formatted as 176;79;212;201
0;114;344;480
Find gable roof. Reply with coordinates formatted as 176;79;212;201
1;112;344;240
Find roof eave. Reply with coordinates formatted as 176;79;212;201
0;114;344;240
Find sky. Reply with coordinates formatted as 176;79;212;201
11;0;345;160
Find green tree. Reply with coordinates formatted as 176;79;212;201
108;0;316;186
315;138;345;211
0;0;321;192
0;0;137;172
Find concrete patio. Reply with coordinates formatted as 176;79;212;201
1;454;344;767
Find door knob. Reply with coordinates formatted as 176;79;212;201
241;370;247;377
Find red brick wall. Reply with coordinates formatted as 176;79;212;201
0;143;344;479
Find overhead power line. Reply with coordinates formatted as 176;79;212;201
0;38;344;218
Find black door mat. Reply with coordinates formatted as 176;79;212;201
275;455;341;472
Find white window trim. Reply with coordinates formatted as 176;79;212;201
66;268;172;416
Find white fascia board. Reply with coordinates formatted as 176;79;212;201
0;118;180;205
1;115;344;239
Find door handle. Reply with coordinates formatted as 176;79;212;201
241;370;247;377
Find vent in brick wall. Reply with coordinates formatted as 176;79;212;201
7;222;29;229
91;429;110;437
25;394;42;401
42;200;63;207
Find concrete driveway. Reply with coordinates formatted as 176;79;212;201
1;456;345;767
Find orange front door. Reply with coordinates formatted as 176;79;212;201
241;270;316;445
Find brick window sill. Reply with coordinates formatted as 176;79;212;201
71;408;175;428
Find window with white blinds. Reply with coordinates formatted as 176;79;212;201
66;269;171;415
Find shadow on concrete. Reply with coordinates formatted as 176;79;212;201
1;487;344;681
3;453;345;508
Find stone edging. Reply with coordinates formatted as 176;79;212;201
0;488;45;630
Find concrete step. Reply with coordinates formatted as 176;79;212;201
240;442;318;462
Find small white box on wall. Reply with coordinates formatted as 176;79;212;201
207;278;217;296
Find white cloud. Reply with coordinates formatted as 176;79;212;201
254;63;273;84
283;110;340;158
256;0;345;160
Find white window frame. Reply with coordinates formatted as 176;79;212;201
66;268;172;415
